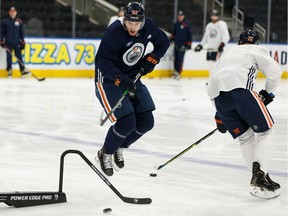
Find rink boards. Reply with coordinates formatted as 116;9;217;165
0;38;287;78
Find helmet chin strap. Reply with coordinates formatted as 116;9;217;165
139;19;145;30
120;17;127;31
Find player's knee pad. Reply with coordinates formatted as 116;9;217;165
113;113;136;137
256;127;275;147
238;128;255;147
136;111;154;135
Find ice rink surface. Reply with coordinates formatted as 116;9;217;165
0;77;287;216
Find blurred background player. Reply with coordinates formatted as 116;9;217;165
170;10;192;80
94;1;169;176
0;7;30;78
194;10;230;77
108;6;125;26
207;29;282;199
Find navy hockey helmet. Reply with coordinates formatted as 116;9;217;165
210;9;219;17
124;2;145;22
238;29;260;45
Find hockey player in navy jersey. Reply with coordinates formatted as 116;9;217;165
0;7;30;77
94;2;169;176
208;29;282;199
170;11;192;80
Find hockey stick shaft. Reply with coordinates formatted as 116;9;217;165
194;48;218;52
157;128;217;170
59;150;151;204
4;46;46;81
100;70;143;126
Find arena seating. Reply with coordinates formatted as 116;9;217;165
237;0;287;43
0;0;286;42
0;0;105;38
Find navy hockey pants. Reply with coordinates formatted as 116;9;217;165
174;49;185;73
5;43;24;71
214;88;274;139
95;80;156;153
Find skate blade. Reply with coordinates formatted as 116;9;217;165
111;160;121;172
250;186;280;199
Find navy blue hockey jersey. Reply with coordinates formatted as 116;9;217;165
95;17;169;82
0;17;24;44
171;20;192;48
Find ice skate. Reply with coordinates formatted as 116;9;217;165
20;67;31;78
266;173;281;196
172;71;180;80
113;148;125;171
7;69;12;78
95;148;113;176
250;162;279;199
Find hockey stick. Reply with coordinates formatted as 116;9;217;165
194;48;218;52
157;128;217;170
4;46;46;81
174;44;217;52
99;69;143;126
59;150;152;204
174;44;188;52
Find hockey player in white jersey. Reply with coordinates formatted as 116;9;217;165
207;29;282;199
194;10;230;76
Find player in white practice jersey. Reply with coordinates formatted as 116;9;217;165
194;10;230;76
207;29;282;199
108;6;125;26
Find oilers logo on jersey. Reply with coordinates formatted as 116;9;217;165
123;42;145;66
209;29;217;38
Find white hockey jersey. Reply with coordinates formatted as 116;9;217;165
207;44;283;99
200;20;230;49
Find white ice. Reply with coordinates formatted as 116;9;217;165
0;77;287;216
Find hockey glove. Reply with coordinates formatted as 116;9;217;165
114;74;136;97
19;40;26;50
218;42;225;52
141;53;159;76
185;43;192;50
215;112;227;133
169;35;174;44
259;89;275;106
194;44;203;52
0;40;5;48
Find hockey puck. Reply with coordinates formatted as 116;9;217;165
150;173;157;177
103;208;112;213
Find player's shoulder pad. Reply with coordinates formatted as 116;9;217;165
255;45;269;55
181;21;190;28
206;22;214;28
142;17;162;35
143;17;158;29
218;20;228;26
104;19;125;38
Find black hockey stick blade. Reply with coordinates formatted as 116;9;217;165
121;196;152;204
0;191;66;207
157;128;218;170
32;73;46;81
